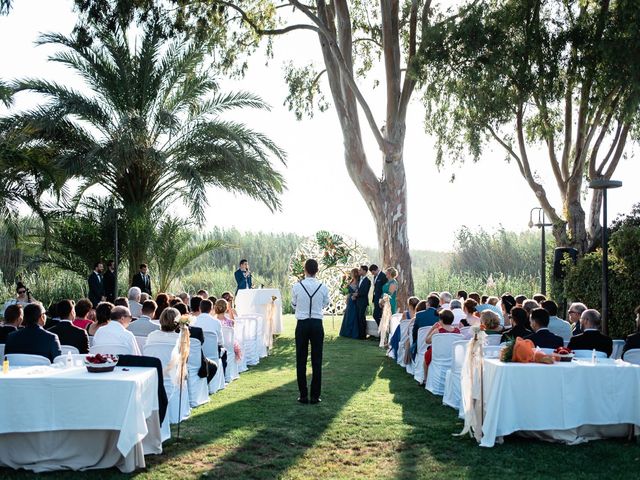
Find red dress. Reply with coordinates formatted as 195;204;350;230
424;327;461;366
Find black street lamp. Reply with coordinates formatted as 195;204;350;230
588;178;623;336
529;207;553;295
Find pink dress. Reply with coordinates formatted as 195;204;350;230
219;315;242;360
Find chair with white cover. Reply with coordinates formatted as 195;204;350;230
405;333;416;376
484;345;502;358
240;316;259;366
485;334;502;346
425;333;464;396
89;344;132;355
53;353;87;367
5;353;51;366
395;319;412;366
186;338;209;408
443;340;468;410
60;345;80;355
222;326;240;383
0;343;4;359
623;348;640;365
253;314;268;358
412;327;432;384
573;349;607;359
234;319;248;373
611;339;625;360
459;326;471;339
135;336;147;353
143;342;191;424
202;331;226;394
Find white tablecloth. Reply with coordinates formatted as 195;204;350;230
0;365;161;472
236;288;283;334
478;358;640;447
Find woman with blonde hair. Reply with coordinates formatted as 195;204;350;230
339;268;360;339
214;298;242;361
381;267;398;314
147;307;181;345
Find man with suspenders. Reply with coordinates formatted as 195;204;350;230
291;259;330;404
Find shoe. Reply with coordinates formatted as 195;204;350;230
297;397;309;404
310;397;322;404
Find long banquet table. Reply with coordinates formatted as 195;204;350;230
475;358;640;447
0;365;162;472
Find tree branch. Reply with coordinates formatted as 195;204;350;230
217;1;319;35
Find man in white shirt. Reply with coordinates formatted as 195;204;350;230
128;287;143;318
291;259;330;404
541;299;572;342
92;306;141;355
193;299;223;347
127;300;159;336
449;299;466;325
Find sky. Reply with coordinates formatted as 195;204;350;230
0;0;638;252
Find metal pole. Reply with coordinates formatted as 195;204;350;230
602;188;609;336
114;211;119;299
541;212;546;296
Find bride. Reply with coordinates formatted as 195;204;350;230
339;268;360;339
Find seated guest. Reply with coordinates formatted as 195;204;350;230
476;296;504;324
146;307;180;346
174;302;217;382
568;309;613;357
500;294;516;329
48;299;90;353
114;297;130;309
127;300;160;336
208;295;218;305
154;293;170;319
541;300;571;342
468;292;481;303
4;303;62;362
480;310;502;334
481;295;488;305
515;294;527;307
439;291;452;310
178;292;190;306
525;308;564;349
197;289;209;299
403;296;420;320
221;292;238;319
193;299;223;348
44;301;60;329
423;309;461;381
128;287;143;317
93;305;141;355
72;298;94;330
567;302;588;335
501;307;532;343
87;302;113;336
140;292;150;303
456;290;468;301
413;295;440;344
450;299;466;325
522;299;540;319
460;298;480;327
622;306;640;360
533;293;547;303
190;296;202;317
0;304;23;343
215;299;242;360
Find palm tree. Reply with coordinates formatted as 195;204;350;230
6;20;286;273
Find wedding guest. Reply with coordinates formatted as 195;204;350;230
501;307;532;343
567;302;588;335
525;308;564;349
404;296;420;320
541;300;571;342
340;268;361;339
208;296;218;305
221;292;238;319
214;298;242;360
72;298;94;330
388;296;420;360
423;309;461;381
500;294;516;328
154;293;170;319
103;260;116;302
468;292;481;303
48;299;89;354
4;303;62;362
197;289;209;299
456;290;468;301
92;305;141;355
450;299;466;325
3;282;34;317
413;296;440;344
522;299;540;318
174;302;218;383
140;292;150;303
460;298;480;327
44;301;61;329
127;300;160;336
355;265;371;339
515;294;527;306
114;297;130;309
190;296;202;316
439;291;452;310
178;292;190;306
128;287;143;317
131;263;152;296
533;293;547;303
193;299;223;348
568;309;613;357
146;307;180;346
622;306;640;360
370;264;388;326
87;302;113;336
476;296;504;324
480;310;502;335
0;304;22;343
481;295;488;305
381;267;399;315
87;262;105;307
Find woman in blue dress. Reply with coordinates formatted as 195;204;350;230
339;268;360;339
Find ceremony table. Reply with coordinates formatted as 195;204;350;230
236;288;283;334
0;365;162;473
475;358;640;447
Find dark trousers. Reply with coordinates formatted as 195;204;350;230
295;319;324;399
357;302;368;339
372;297;382;326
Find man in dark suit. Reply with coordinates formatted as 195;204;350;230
567;302;587;336
5;303;62;362
413;296;440;345
500;306;533;343
234;259;252;294
370;264;388;326
131;263;152;296
88;261;105;307
355;265;371;339
103;259;116;302
0;304;22;343
622;306;640;359
568;309;613;357
48;299;89;354
525;308;564;349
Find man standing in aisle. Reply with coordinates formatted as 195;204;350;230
87;262;104;307
292;259;329;405
131;263;152;296
234;259;252;294
370;264;388;326
103;260;116;302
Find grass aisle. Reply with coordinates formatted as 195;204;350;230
4;315;639;479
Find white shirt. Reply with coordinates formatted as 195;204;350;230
127;315;160;336
291;277;330;320
193;313;223;345
93;320;141;355
451;308;466;325
129;301;143;318
548;316;572;342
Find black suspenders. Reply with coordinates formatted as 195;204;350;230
299;281;323;319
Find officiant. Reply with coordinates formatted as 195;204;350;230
234;259;252;294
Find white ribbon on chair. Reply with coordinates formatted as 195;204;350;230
264;296;277;351
456;327;486;443
378;294;392;348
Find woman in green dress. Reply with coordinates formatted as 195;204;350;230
381;267;399;314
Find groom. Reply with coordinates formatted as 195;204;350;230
355;265;371;339
370;265;388;326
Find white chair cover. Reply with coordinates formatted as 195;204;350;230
623;348;640;365
5;353;51;366
573;349;607;359
240;316;259;366
412;327;431;384
443;340;468;410
389;313;403;340
0;344;4;359
135;336;147;353
405;332;415;376
611;339;625;359
485;334;502;346
89;344;132;355
53;353;87;367
395;319;412;366
460;326;472;339
143;342;191;424
233;319;248;373
222;326;240;383
60;345;80;355
425;333;464;396
202;331;226;394
186;338;209;408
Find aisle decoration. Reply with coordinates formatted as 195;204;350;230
500;337;554;364
378;294;392;348
174;315;191;441
457;326;486;442
264;295;277;350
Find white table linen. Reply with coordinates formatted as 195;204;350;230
235;288;283;334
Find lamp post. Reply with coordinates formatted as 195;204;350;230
529;207;552;295
588;178;623;336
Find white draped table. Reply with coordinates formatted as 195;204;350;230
236;288;283;334
475;358;640;447
0;365;162;472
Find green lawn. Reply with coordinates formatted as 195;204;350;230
3;315;639;479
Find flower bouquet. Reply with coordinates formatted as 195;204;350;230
552;346;574;362
84;353;118;373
